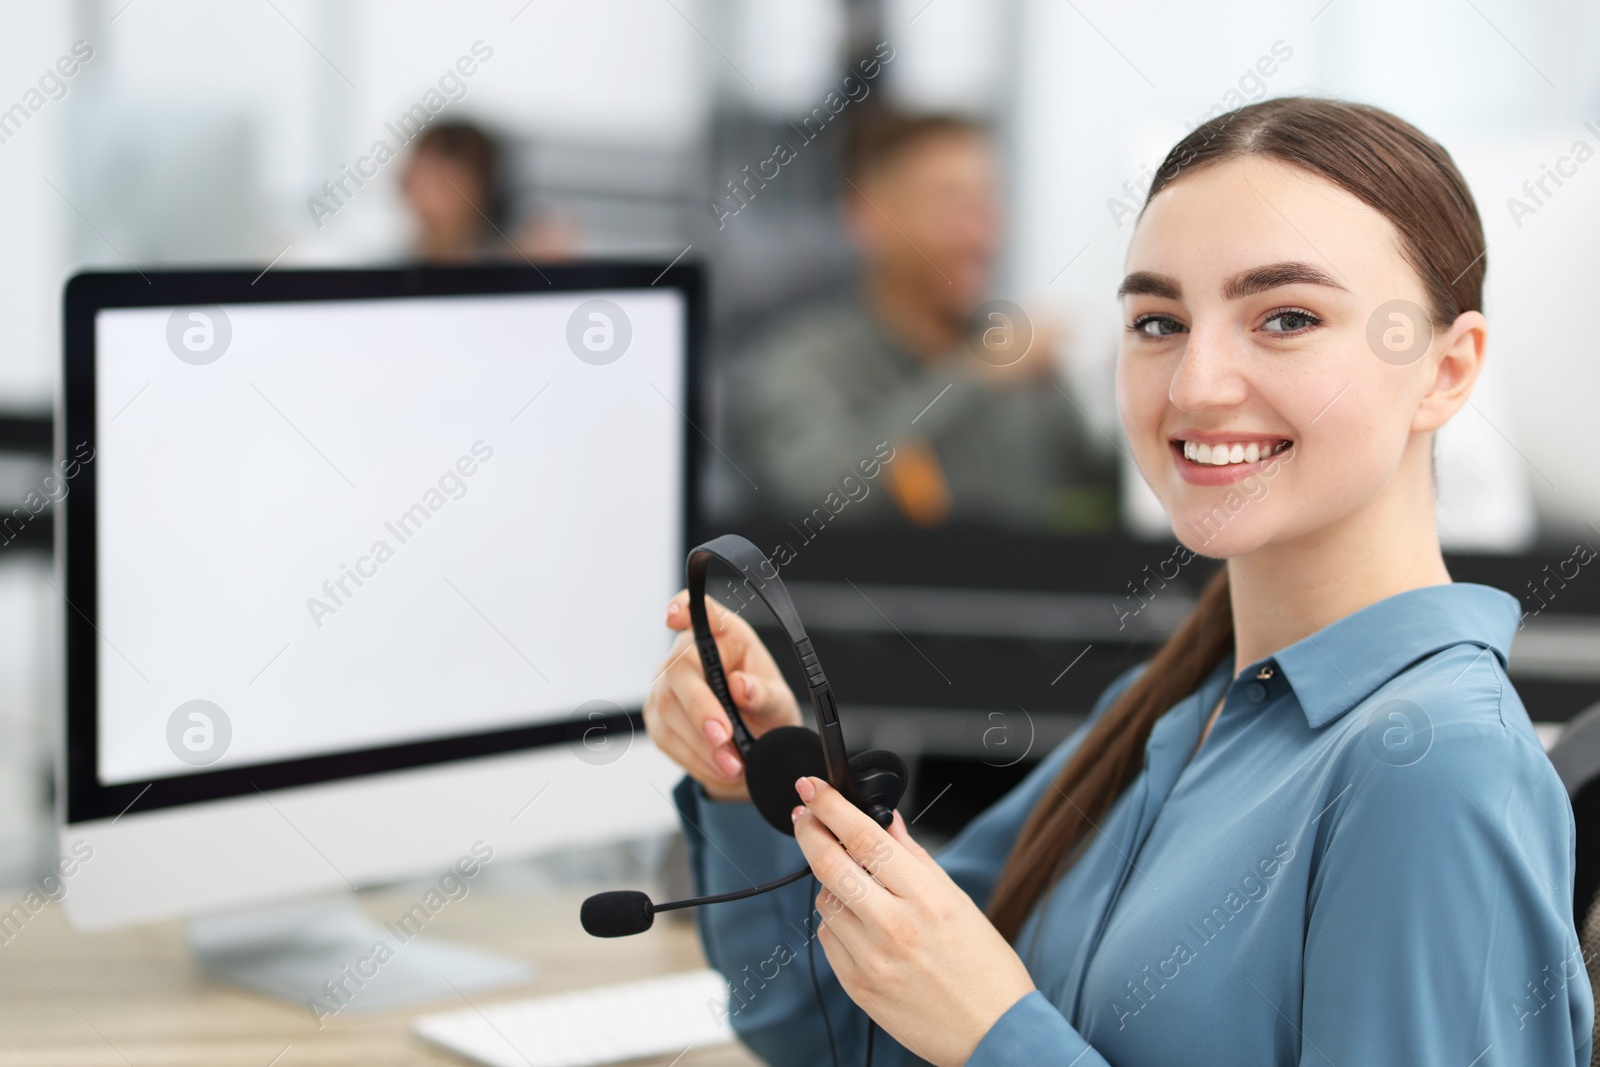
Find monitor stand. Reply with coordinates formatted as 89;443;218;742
185;893;533;1016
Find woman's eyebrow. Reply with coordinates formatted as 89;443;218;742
1117;261;1349;302
1223;261;1348;299
1117;271;1181;300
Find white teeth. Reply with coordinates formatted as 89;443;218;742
1180;439;1288;467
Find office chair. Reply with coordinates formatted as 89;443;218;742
1547;702;1600;1066
1550;702;1600;919
1585;888;1600;1067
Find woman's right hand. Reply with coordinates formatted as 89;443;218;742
643;590;804;803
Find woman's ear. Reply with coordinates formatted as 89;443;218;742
1412;309;1487;434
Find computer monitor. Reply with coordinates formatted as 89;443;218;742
58;264;699;1006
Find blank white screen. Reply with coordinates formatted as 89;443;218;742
94;288;685;784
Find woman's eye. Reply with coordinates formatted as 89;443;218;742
1129;314;1185;338
1261;309;1322;335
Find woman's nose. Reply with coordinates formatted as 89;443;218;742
1167;327;1250;412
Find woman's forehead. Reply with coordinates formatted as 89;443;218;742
1123;158;1406;296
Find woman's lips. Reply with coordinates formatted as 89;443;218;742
1169;438;1294;486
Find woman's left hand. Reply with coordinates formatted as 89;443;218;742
791;775;1037;1067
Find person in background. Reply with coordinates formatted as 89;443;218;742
398;121;576;264
726;108;1116;532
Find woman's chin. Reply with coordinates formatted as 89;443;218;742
1167;513;1276;561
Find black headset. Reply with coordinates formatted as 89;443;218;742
581;534;904;1067
686;533;908;835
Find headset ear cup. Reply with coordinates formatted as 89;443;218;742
846;749;909;826
743;726;828;836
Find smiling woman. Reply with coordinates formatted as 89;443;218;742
985;98;1497;947
652;96;1593;1067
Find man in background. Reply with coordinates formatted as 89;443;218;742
726;108;1116;532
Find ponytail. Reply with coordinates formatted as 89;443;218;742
986;565;1232;941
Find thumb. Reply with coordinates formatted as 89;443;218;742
664;590;752;639
664;590;691;631
727;669;794;726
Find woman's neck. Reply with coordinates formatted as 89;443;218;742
1224;460;1452;677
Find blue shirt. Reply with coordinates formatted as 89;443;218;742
673;581;1594;1065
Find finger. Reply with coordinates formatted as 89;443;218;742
813;912;860;989
814;883;867;945
656;639;750;781
660;634;791;759
727;668;796;726
664;591;689;627
660;646;744;759
726;669;763;714
886;809;937;866
659;729;735;789
645;685;743;785
725;664;799;728
654;684;745;783
797;777;922;897
664;591;692;631
678;595;800;721
666;711;744;783
793;804;887;920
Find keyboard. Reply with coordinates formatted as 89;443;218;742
413;969;734;1067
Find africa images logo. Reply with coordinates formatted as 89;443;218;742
1363;699;1433;767
566;300;632;365
166;699;232;766
166;306;233;365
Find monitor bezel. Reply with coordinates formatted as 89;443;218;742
62;263;702;825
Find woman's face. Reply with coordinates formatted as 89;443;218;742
1116;156;1465;559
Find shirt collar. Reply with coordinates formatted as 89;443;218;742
1242;582;1520;729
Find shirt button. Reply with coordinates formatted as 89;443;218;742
1247;681;1267;702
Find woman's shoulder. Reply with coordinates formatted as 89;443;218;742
1326;638;1541;765
1314;639;1569;847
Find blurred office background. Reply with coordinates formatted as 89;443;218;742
5;0;1600;887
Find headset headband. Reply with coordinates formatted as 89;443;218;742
685;535;859;806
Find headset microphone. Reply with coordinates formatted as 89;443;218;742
580;864;813;937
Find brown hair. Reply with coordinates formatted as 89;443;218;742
985;96;1489;941
842;107;986;186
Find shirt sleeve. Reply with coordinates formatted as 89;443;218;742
1300;706;1595;1065
964;990;1111;1067
674;662;1149;1067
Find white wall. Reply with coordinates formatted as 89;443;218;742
0;0;719;411
0;2;75;408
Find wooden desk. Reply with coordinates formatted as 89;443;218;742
0;886;763;1067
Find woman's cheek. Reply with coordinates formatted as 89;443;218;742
1117;360;1171;483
